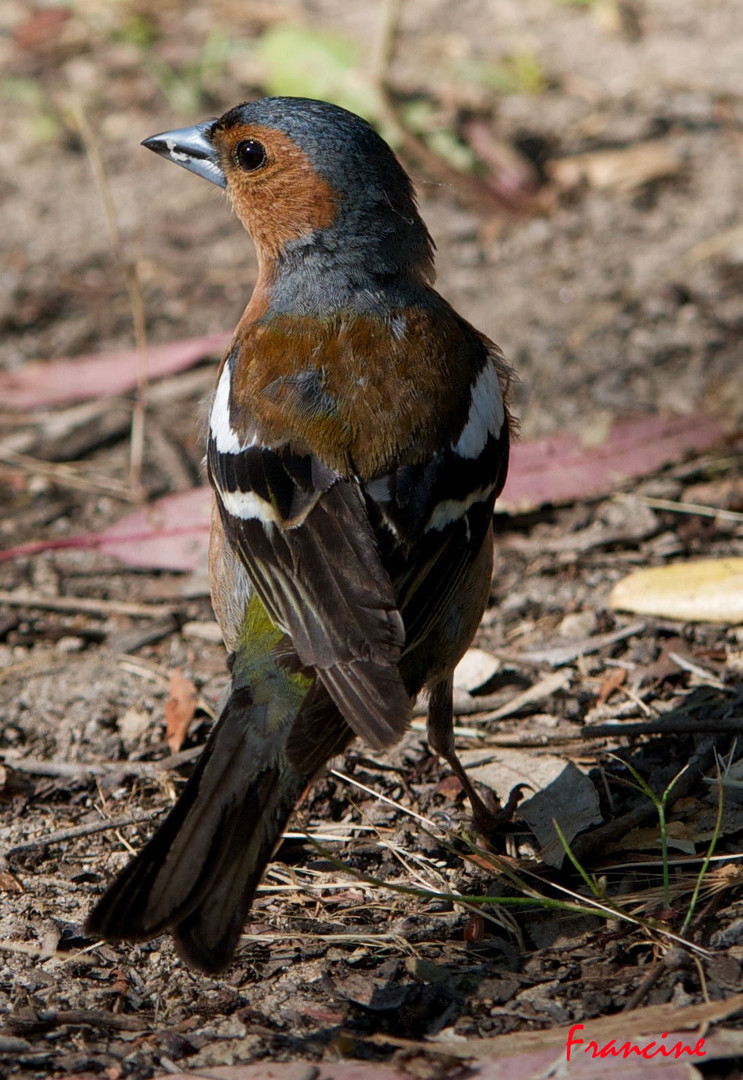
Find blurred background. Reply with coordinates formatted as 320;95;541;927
1;0;742;442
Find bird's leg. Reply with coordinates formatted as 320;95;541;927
427;676;522;836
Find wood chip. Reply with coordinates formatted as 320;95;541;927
514;620;647;667
548;140;682;193
181;620;223;643
472;670;571;721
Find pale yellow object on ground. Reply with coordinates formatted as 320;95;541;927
610;558;743;624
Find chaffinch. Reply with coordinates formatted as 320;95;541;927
86;97;512;973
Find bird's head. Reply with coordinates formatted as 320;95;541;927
143;97;435;306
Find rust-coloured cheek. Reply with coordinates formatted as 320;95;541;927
215;124;338;257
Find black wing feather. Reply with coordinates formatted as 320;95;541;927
210;449;411;749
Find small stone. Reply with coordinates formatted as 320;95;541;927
117;708;151;741
558;610;597;639
55;635;84;653
0;1036;32;1053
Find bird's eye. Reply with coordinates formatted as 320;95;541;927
235;139;267;172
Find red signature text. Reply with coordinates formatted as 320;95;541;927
565;1024;706;1062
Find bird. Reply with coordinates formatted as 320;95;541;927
86;96;512;974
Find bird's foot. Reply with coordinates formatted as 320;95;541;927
469;782;529;840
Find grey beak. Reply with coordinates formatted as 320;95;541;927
141;121;227;189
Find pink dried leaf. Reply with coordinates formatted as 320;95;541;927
501;413;727;512
0;488;211;571
0;413;730;571
0;332;230;410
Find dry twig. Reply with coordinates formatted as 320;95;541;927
4;810;164;857
71;103;149;497
0;589;180;619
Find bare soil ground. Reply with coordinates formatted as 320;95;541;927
1;1;743;1077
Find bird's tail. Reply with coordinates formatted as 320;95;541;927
86;594;350;973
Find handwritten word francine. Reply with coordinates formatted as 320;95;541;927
565;1024;706;1062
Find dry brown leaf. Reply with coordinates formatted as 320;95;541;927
0;870;24;894
596;667;627;706
13;7;71;52
164;667;199;753
435;774;464;799
620;825;697;855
